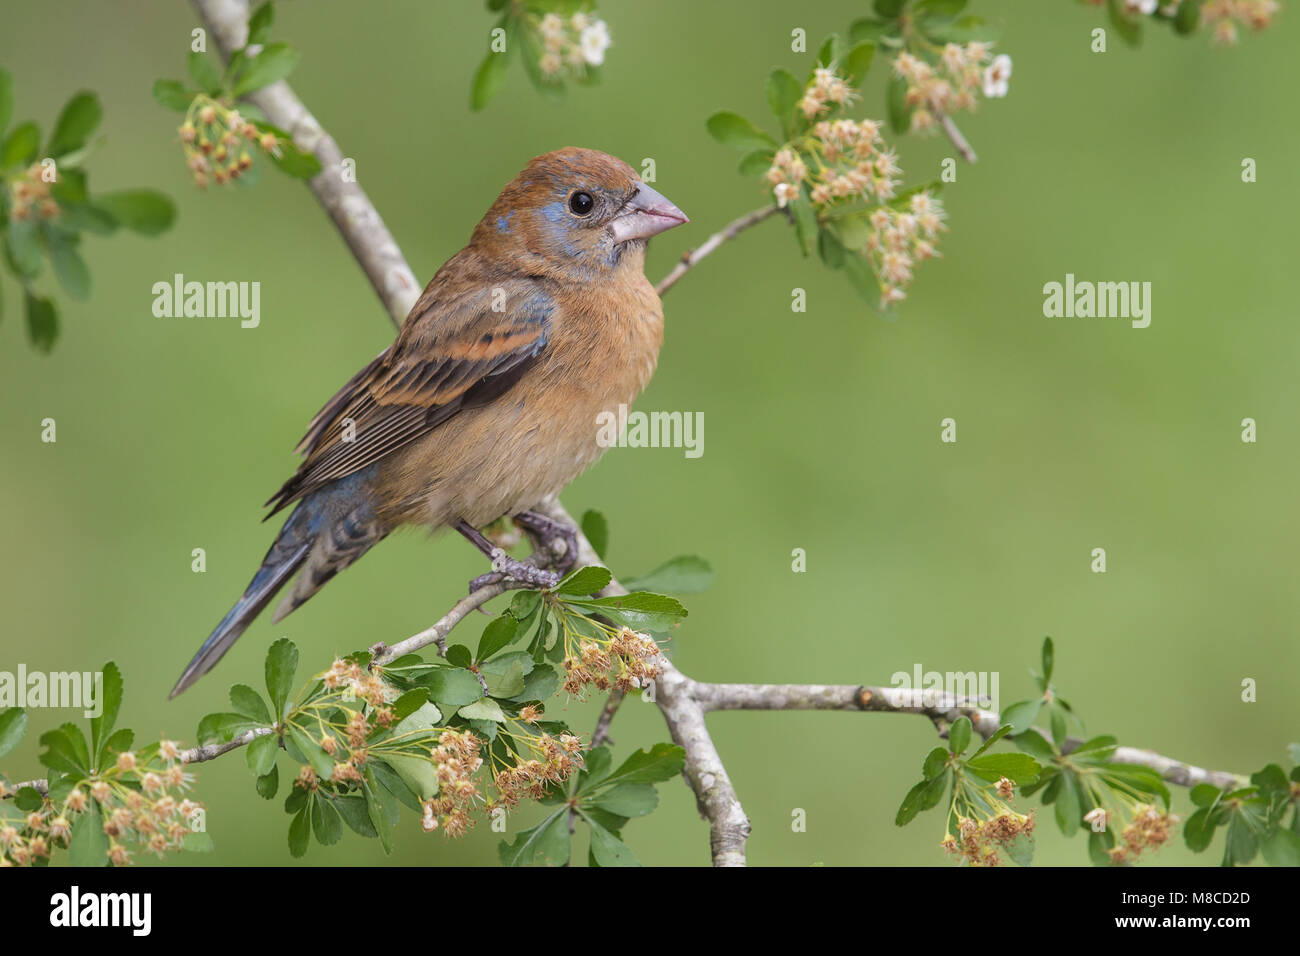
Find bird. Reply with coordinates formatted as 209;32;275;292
169;147;688;699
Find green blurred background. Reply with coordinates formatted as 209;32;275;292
1;0;1296;866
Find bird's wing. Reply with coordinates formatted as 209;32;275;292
265;280;553;515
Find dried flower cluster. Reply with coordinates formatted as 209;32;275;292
490;725;584;810
892;44;1010;135
6;162;60;222
767;117;900;211
942;809;1037;867
0;742;203;866
1101;803;1180;865
562;625;663;697
534;11;611;77
177;94;281;188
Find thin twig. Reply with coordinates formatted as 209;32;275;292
937;111;978;164
654;204;784;297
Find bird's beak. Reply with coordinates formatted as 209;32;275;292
609;183;689;244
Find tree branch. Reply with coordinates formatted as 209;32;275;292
937;111;978;164
192;0;420;327
173;0;1250;867
654;204;784;297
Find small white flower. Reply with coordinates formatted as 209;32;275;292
773;182;798;208
539;13;565;39
1124;0;1158;14
579;19;611;66
982;54;1012;98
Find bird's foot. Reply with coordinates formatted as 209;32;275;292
468;547;560;593
514;510;579;574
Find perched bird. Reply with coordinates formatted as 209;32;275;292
170;147;688;698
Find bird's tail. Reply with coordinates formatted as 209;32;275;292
169;488;384;699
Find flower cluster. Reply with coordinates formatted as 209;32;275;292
767;118;901;212
561;626;663;697
323;656;399;709
6;163;60;222
1093;803;1179;865
490;725;585;811
1198;0;1282;44
942;809;1037;867
892;44;1010;134
865;191;947;306
421;729;485;838
1;741;202;866
798;65;858;120
177;94;282;188
534;10;611;77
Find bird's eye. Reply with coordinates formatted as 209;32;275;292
568;191;594;216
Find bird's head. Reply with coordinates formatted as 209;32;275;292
474;147;688;278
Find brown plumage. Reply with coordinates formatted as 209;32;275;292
171;147;688;697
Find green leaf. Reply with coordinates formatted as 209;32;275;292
288;805;311;858
765;68;801;131
886;72;911;135
196;711;263;745
1261;827;1300;867
508;663;558;702
499;810;570;866
89;661;122;766
1054;771;1082;837
247;1;275;45
966;753;1041;785
14;786;44;812
0;708;27;759
39;727;89;777
460;697;506;722
815;34;840;69
483;658;526;698
849;18;897;43
585;815;640;866
567;592;687;632
917;0;968;15
1183;806;1219;852
971;724;1012;759
24;290;57;353
68;802;109;866
287;725;335;780
1040;637;1054;686
232;43;301;96
738;150;775;177
1049;706;1067;749
311;794;343;846
789;190;817;257
580;510;608;555
265;637;298;718
48;235;90;300
229;684;272;723
1223;810;1259;866
476;614;519;661
422;666;483;707
5;218;41;277
151;79;193;111
46;92;102;159
1174;0;1201;34
590;783;658;817
842;41;876;85
332;794;377;837
922;746;949;780
246;731;277;777
94;189;175;235
1189;783;1222;808
896;774;947;826
948;716;971;755
1;121;40;169
256;764;279;799
557;565;612;596
818;223;845;269
706;111;776;151
268;140;321;179
874;0;907;18
187;52;224;95
1107;0;1143;47
624;556;714;595
605;743;686;785
1001;699;1044;736
471;50;510;111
